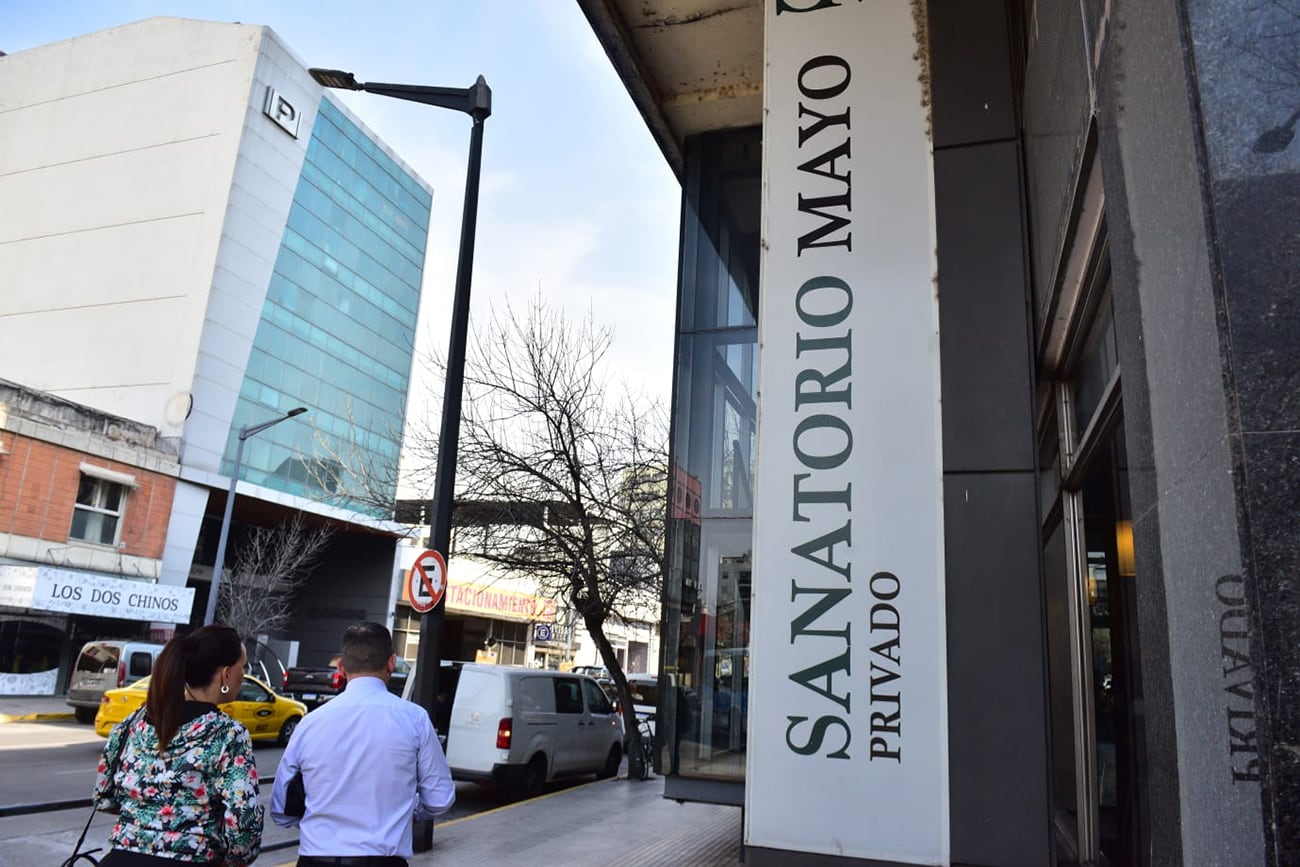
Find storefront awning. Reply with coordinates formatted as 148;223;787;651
0;565;194;624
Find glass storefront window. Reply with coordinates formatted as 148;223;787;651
1071;284;1117;438
662;128;760;788
1043;255;1147;862
1079;421;1145;865
1042;517;1080;837
676;331;757;518
664;519;751;779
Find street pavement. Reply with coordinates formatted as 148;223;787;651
0;693;74;723
1;696;743;866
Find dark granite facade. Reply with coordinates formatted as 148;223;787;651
1184;3;1300;857
1020;0;1093;323
1090;0;1298;862
1214;170;1300;865
930;2;1048;864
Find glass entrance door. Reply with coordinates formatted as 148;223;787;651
1078;422;1144;865
1041;278;1148;865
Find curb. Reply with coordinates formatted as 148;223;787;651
0;712;77;723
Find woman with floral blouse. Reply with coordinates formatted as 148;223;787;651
93;624;263;866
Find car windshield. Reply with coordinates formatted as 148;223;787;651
75;643;120;673
629;680;658;707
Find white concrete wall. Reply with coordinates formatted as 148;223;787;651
0;17;263;438
182;26;322;475
158;480;211;589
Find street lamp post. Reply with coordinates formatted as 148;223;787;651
309;69;492;714
204;407;308;626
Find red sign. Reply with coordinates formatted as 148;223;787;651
672;463;701;525
406;549;447;614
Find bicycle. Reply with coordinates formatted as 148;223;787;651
634;716;656;780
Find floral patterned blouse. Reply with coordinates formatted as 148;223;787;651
94;702;263;866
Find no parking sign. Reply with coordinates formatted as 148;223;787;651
406;549;447;614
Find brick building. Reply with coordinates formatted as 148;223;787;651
0;379;187;695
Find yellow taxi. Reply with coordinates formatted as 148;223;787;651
95;674;307;746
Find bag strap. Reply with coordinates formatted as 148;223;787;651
61;806;101;867
63;708;142;866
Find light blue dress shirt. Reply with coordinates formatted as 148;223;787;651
270;675;455;856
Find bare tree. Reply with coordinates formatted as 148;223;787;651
417;294;669;779
218;515;333;645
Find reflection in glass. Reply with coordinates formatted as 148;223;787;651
226;98;428;514
662;128;760;785
1080;421;1145;865
677;332;757;518
1072;284;1117;437
665;519;751;780
1043;517;1080;848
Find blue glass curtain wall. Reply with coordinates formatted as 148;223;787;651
224;97;430;514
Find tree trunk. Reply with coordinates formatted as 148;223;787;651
583;610;650;781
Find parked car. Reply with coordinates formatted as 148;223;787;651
439;663;625;799
627;674;658;722
95;674;307;746
66;640;163;724
283;656;411;709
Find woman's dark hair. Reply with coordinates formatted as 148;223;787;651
147;625;243;750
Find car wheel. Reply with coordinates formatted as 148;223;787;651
278;715;301;747
597;743;622;780
74;706;97;724
516;755;547;800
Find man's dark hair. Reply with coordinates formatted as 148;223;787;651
340;622;393;674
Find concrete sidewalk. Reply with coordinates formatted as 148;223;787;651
2;694;745;864
0;694;75;723
269;776;743;867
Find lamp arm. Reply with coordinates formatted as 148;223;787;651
360;77;492;120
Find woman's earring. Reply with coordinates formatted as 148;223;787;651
221;683;230;694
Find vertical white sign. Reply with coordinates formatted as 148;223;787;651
746;1;948;864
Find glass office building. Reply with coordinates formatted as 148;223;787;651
0;17;434;667
225;98;429;513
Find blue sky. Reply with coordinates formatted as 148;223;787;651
0;1;680;401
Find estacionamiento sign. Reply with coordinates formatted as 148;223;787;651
443;583;557;623
746;1;949;863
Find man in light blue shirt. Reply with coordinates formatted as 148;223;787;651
271;622;455;866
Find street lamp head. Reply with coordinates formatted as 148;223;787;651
310;68;362;90
287;406;309;418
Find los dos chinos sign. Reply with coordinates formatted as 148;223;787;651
406;550;447;614
747;2;949;865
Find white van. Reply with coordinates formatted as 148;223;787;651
66;639;163;723
440;663;625;798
